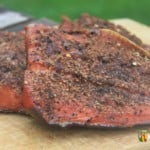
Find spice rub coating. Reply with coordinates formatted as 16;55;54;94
24;24;150;127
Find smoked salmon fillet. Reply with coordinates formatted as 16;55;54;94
24;24;150;127
0;32;26;112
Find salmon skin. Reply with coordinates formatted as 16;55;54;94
24;23;150;127
0;32;26;112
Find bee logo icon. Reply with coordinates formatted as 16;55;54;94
138;130;148;142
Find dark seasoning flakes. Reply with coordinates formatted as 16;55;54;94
0;32;26;93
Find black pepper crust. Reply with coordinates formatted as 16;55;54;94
0;31;26;94
25;23;150;127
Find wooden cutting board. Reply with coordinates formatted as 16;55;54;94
0;19;150;150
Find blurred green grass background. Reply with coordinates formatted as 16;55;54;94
0;0;149;25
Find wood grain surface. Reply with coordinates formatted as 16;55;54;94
0;19;150;150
